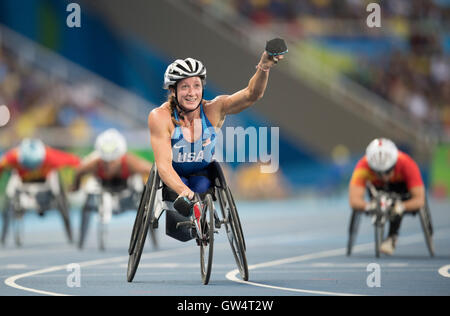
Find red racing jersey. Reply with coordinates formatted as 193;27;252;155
0;146;80;182
95;155;131;181
350;151;423;190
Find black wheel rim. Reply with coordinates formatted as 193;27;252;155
200;194;214;285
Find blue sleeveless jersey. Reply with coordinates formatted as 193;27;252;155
171;105;216;177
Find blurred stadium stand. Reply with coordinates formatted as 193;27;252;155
1;0;449;196
0;25;152;150
79;0;442;186
186;0;449;144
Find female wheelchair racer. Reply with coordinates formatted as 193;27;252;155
127;39;288;284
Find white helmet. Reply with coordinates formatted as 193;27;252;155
18;138;46;169
365;138;398;173
163;57;206;89
95;128;127;162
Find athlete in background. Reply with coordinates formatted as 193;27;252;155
0;138;79;244
72;129;153;249
349;138;425;255
72;128;152;192
0;138;80;182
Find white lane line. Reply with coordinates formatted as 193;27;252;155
226;247;362;296
438;265;450;278
310;262;408;268
4;246;195;296
226;231;446;296
5;229;449;296
5;265;73;296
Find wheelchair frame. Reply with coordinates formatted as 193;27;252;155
126;161;248;285
1;171;72;247
77;176;156;251
346;186;434;258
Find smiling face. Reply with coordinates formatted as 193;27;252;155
175;76;203;111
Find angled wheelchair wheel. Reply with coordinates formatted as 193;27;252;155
78;194;96;249
56;175;73;244
1;198;11;246
374;223;384;258
127;165;159;282
10;194;25;247
227;186;246;251
346;210;361;256
12;209;24;247
218;186;249;281
200;194;215;285
128;176;151;255
419;200;434;257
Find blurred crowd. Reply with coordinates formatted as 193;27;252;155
348;30;450;136
190;0;450;139
0;44;104;149
192;0;450;26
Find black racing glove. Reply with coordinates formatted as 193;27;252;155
174;196;195;217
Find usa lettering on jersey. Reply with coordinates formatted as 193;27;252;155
177;151;205;163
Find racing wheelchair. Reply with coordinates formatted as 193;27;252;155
78;174;157;251
126;161;248;285
346;184;434;258
1;170;73;247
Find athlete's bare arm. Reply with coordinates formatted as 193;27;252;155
72;157;99;191
126;153;152;177
211;52;284;121
349;183;425;213
349;184;370;211
403;185;425;211
148;106;194;199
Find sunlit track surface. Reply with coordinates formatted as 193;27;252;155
1;196;449;296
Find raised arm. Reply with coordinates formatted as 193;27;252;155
217;51;284;117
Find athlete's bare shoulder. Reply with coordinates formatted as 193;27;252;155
203;96;228;127
148;102;173;136
148;102;172;123
203;95;227;109
150;102;172;117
